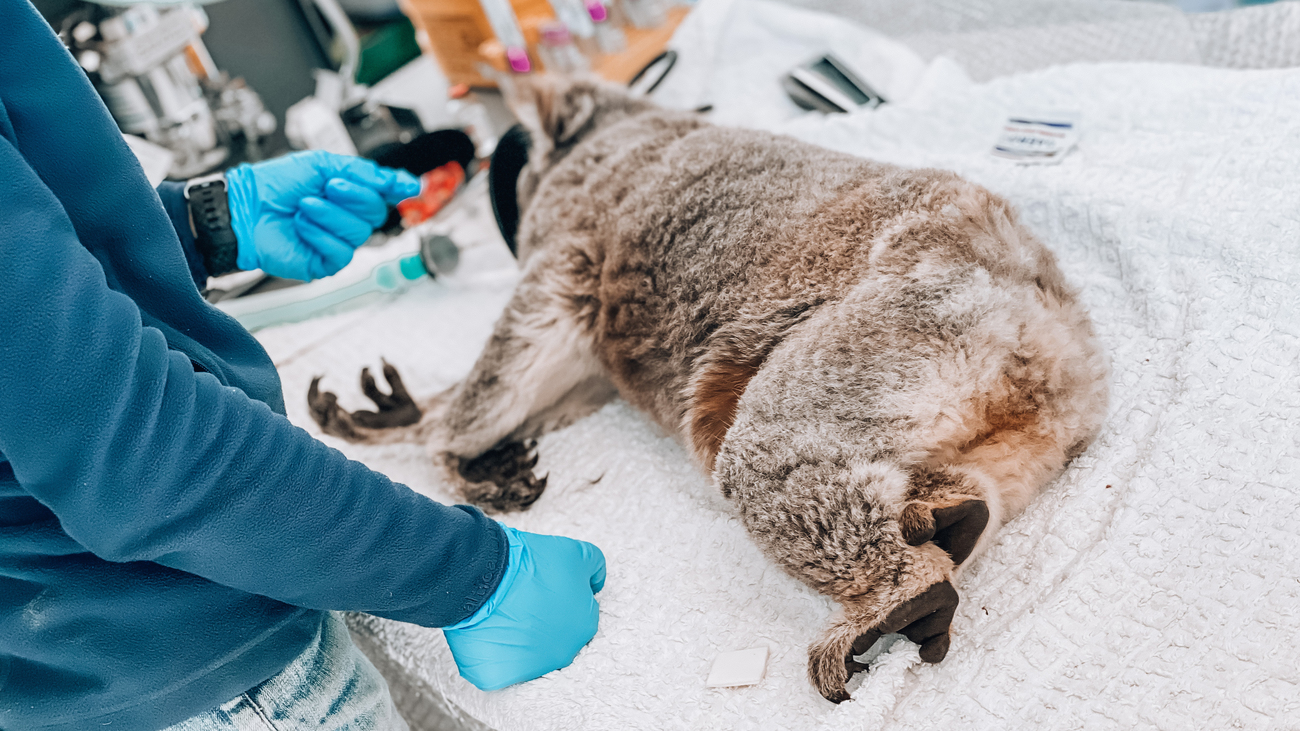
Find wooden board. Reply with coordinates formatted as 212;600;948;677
401;0;688;87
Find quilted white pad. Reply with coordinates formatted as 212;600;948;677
255;5;1300;729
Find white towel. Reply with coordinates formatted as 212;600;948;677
257;11;1300;729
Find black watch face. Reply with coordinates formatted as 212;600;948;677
187;179;226;200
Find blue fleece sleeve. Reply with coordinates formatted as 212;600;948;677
0;135;506;629
157;180;210;288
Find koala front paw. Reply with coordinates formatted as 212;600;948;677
445;440;549;513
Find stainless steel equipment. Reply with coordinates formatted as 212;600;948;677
63;3;277;178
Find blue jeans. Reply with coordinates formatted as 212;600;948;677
164;613;409;731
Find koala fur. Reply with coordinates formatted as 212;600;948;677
309;76;1109;702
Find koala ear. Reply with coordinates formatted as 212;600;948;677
899;497;989;566
498;74;599;149
553;92;596;145
498;74;559;156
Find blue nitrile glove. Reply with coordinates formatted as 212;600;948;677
225;150;420;281
444;525;606;691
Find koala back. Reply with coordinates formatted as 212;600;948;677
517;107;1102;471
508;79;1108;702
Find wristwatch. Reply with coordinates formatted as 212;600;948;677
184;172;240;277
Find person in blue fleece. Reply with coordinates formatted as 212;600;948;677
0;2;606;729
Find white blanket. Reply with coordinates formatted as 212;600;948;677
256;5;1300;729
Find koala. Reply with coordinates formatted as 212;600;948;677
309;76;1109;703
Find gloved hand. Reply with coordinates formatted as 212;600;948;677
444;525;606;691
225;151;420;281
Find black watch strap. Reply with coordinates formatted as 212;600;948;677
187;178;240;278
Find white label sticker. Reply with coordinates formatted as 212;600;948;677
991;112;1080;165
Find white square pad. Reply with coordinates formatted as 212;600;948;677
705;647;769;688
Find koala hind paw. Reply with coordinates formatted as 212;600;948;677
809;581;960;703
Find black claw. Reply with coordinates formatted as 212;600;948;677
360;367;395;410
308;376;326;417
381;359;413;400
